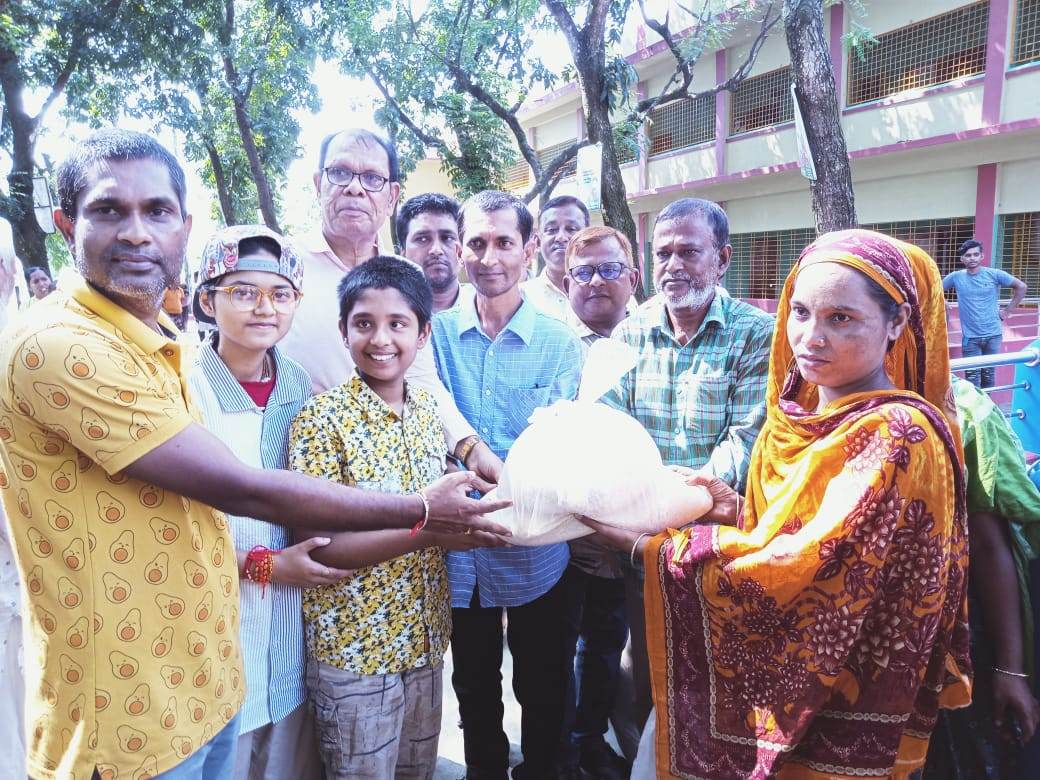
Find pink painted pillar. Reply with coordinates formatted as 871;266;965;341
982;0;1011;126
975;162;998;263
714;49;727;177
828;3;845;103
636;81;648;191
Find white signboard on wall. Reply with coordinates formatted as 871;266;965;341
576;143;603;211
33;176;56;234
791;83;817;181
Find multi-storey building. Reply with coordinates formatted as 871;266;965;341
507;0;1040;310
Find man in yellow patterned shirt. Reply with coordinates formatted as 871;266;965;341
0;130;508;780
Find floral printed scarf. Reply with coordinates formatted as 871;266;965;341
644;230;971;779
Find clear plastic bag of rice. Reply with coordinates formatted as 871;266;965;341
480;339;712;546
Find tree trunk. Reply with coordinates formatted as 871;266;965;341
784;0;857;232
544;0;640;294
0;49;50;272
228;92;281;231
205;141;239;225
586;109;638;272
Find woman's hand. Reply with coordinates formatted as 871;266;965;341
993;671;1040;744
271;537;354;588
683;473;741;526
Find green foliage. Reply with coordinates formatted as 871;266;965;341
45;232;72;273
329;0;553;197
0;1;207;148
832;0;877;61
130;0;319;226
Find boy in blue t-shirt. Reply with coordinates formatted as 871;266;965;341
942;238;1027;388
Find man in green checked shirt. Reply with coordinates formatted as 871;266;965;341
598;197;774;761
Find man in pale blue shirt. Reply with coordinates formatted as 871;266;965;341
943;238;1027;388
433;190;583;780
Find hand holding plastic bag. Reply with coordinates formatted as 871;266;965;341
480;339;712;545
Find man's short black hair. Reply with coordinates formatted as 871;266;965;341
396;193;461;246
337;255;433;329
56;128;187;219
458;190;534;245
959;239;984;257
538;195;590;228
654;198;730;249
317;129;400;182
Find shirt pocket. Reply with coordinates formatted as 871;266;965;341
680;375;730;450
505;381;554;432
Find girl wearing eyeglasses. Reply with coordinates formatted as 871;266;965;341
189;224;349;780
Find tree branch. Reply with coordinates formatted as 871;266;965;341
583;0;612;53
522;139;591;202
365;60;453;155
243;16;280;101
632;2;780;119
32;50;79;135
405;29;543;177
542;0;581;53
31;0;125;137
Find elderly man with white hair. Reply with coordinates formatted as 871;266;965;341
279;128;504;490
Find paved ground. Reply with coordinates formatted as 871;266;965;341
434;641;626;779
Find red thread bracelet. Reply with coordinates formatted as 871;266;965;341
244;545;281;597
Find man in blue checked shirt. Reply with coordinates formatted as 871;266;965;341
432;190;583;780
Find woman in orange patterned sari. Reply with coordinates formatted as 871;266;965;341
584;230;971;778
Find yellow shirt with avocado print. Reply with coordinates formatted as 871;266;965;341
0;279;244;780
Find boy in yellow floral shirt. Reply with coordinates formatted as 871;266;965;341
289;256;498;779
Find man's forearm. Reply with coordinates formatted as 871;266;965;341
1008;283;1027;313
124;423;425;533
224;468;423;532
299;528;433;569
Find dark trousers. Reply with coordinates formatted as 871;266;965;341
559;565;628;765
451;570;577;779
962;334;1003;388
612;556;654;763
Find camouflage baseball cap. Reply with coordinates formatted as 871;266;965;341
197;224;303;290
193;225;303;325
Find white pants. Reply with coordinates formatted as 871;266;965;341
0;535;25;778
630;707;657;779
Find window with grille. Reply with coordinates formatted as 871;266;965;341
999;212;1040;293
861;217;977;287
847;2;989;106
536;140;578;179
724;227;817;298
1013;0;1040;64
502;157;529;191
647;94;716;156
730;67;794;135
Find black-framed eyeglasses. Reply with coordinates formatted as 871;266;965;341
569;261;630;285
323;166;390;192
